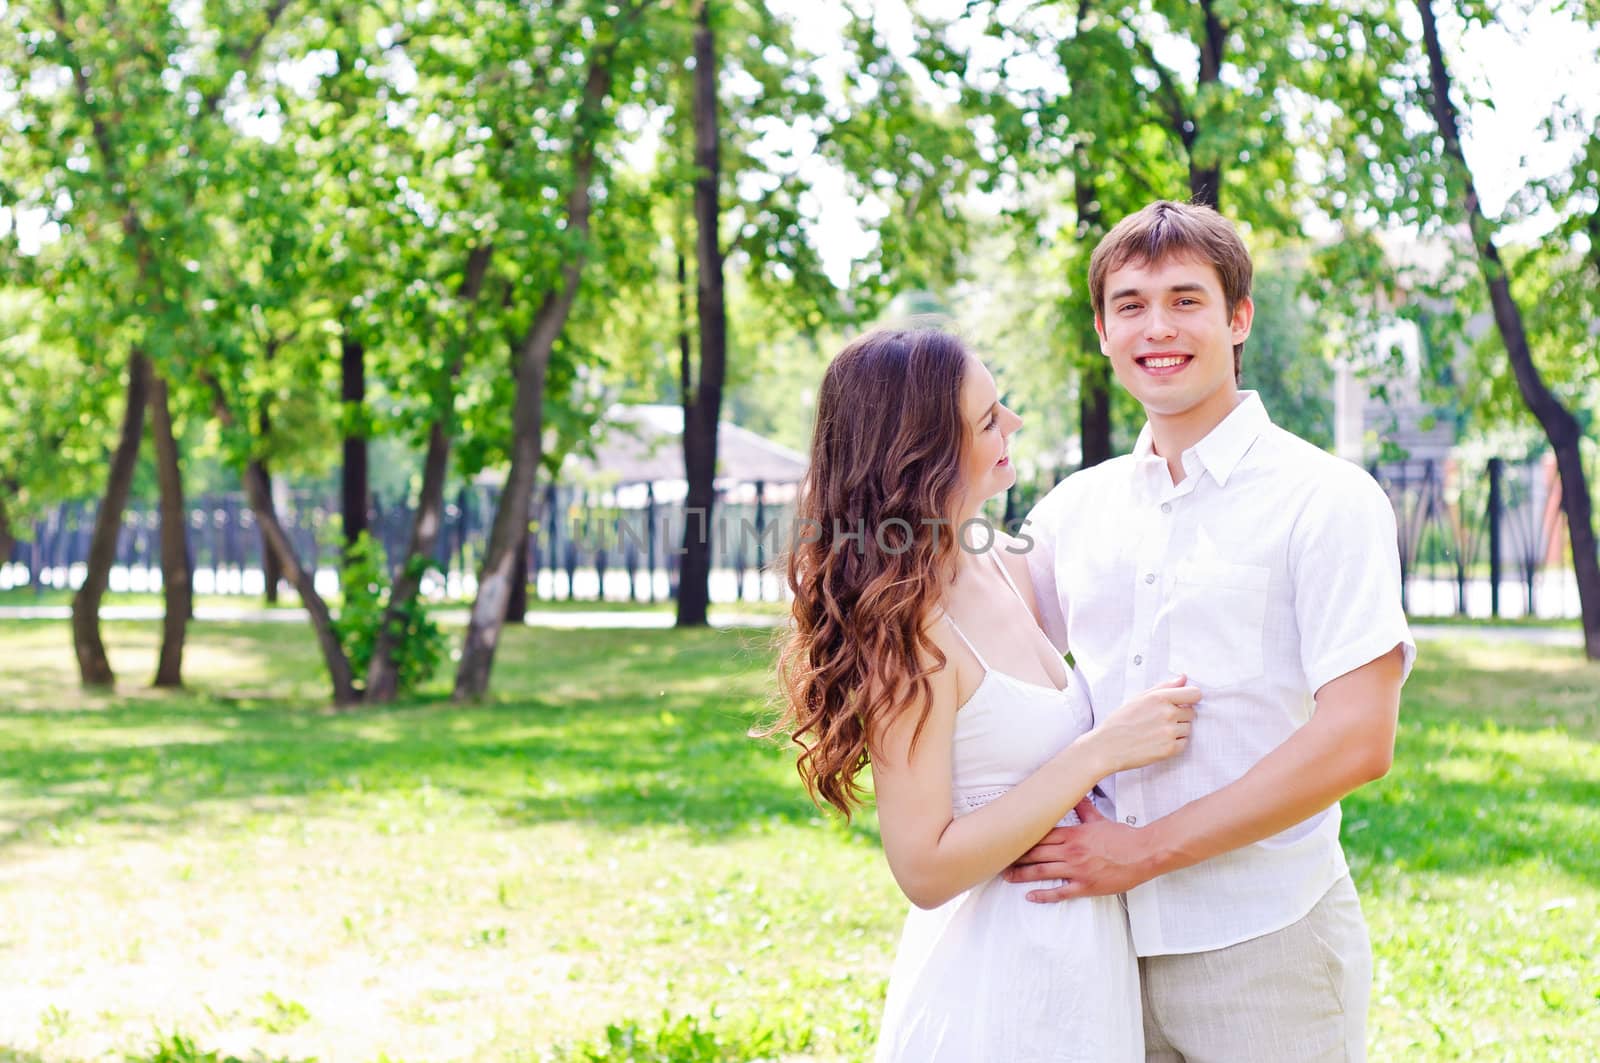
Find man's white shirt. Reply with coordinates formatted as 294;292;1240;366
1024;392;1416;957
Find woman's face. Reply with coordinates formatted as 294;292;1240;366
957;353;1022;513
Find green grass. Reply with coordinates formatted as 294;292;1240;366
0;586;790;618
0;588;305;611
1403;612;1583;630
0;622;1595;1061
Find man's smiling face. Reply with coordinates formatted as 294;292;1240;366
1095;253;1253;431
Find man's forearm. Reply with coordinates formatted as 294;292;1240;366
1141;648;1404;879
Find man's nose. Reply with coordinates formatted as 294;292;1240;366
1144;308;1178;341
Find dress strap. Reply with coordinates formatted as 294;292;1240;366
988;548;1071;691
942;612;990;672
988;548;1032;612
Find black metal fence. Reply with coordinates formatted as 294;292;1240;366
3;454;1594;618
0;480;799;606
1003;453;1592;621
1371;453;1590;620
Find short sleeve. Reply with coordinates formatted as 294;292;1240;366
1290;467;1417;694
1020;479;1072;653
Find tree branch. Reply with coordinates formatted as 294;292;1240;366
199;0;295;117
1117;17;1192;149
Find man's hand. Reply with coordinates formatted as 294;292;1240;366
1002;798;1156;902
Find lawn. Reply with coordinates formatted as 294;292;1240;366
0;587;791;618
0;620;1595;1061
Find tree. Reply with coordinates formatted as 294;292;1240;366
921;0;1414;465
452;2;651;700
364;244;493;702
1414;0;1600;658
1246;258;1334;448
1;0;297;687
148;376;191;686
0;292;112;590
287;2;506;703
676;0;728;629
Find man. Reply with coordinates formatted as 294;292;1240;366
1014;200;1414;1062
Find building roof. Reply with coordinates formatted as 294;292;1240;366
565;404;809;486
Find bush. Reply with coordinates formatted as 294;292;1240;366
333;532;446;695
545;1010;813;1062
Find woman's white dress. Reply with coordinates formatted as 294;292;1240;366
875;561;1144;1062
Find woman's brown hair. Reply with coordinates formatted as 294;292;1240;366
767;328;972;818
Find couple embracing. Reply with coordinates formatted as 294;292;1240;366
773;200;1414;1061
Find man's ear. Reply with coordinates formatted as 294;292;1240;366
1093;314;1109;353
1230;295;1255;345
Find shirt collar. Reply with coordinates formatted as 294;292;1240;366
1131;392;1271;488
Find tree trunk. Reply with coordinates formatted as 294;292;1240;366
1188;0;1226;209
678;249;692;404
365;418;453;703
200;371;361;705
72;349;153;687
677;0;727;630
1418;0;1600;659
243;459;361;705
365;244;493;703
1079;355;1113;468
150;375;191;687
1072;155;1111;467
453;56;612;701
506;525;529;622
260;466;282;604
341;323;368;551
253;377;280;605
0;490;16;582
452;314;560;702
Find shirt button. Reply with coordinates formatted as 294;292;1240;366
1125;815;1138;825
1144;573;1156;584
1133;654;1143;665
1160;503;1172;513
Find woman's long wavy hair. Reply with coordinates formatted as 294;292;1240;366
768;328;973;819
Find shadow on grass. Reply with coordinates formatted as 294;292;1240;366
1346;768;1600;887
1344;661;1600;886
1401;638;1600;741
0;623;878;849
8;623;1590;868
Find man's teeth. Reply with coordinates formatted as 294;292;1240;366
1143;355;1187;369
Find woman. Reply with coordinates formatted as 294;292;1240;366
771;328;1200;1060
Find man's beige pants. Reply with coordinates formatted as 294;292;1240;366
1139;875;1372;1062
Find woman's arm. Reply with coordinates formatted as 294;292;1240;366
870;627;1198;909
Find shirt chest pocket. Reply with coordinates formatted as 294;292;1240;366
1166;560;1270;688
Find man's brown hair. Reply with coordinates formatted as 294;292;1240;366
1088;200;1254;377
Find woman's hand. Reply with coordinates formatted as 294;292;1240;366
1084;675;1201;773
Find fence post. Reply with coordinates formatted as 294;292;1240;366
593;493;610;603
1488;457;1502;619
456;487;471;593
544;483;560;602
754;480;767;602
645;483;658;604
623;503;639;603
29;518;43;592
